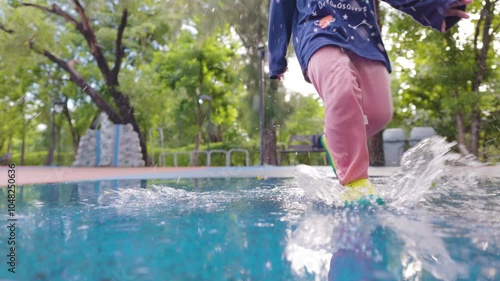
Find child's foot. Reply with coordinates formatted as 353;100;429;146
345;178;384;205
321;135;384;205
344;178;373;201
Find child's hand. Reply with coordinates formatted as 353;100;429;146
277;67;288;81
441;0;473;33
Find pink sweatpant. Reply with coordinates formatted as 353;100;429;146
307;46;393;185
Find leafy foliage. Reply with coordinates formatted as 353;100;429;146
383;0;499;158
1;0;498;165
152;28;245;147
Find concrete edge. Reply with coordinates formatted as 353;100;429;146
0;165;498;187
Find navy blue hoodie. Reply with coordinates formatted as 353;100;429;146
268;0;465;81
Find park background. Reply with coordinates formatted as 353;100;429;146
0;0;498;168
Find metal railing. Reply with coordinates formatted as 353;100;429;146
149;128;165;166
157;149;250;167
207;150;228;166
149;128;250;167
227;148;250;167
159;151;207;167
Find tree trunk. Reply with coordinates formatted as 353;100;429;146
262;72;279;165
454;86;471;155
45;110;55;166
18;3;150;165
368;131;385;166
260;71;293;166
469;0;495;157
45;150;54;166
21;133;26;166
192;101;204;166
264;119;278;165
62;99;80;155
113;94;149;165
7;136;12;153
57;119;62;165
454;88;467;147
469;109;481;156
212;126;222;143
456;111;468;149
134;120;149;165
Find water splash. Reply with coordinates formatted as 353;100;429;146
382;137;455;207
379;214;469;280
293;164;345;207
13;137;496;281
291;137;477;208
381;136;486;208
284;212;335;281
285;137;499;281
95;182;305;216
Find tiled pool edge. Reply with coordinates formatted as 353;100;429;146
1;165;497;186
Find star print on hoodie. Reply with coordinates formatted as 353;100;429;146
268;0;466;81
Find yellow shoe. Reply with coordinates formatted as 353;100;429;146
343;178;374;202
344;178;385;205
321;135;384;205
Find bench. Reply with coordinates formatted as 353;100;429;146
0;152;12;166
277;134;326;165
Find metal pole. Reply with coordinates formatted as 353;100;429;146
49;101;65;166
207;100;211;151
199;95;212;152
49;105;55;166
258;46;265;166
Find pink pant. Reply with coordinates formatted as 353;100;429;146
307;46;393;184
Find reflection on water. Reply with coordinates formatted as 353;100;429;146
0;137;498;280
285;137;499;281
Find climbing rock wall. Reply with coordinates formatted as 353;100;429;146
73;113;145;167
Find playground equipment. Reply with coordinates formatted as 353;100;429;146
73;113;145;167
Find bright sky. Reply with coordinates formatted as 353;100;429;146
282;55;318;96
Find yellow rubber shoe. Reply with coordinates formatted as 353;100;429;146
321;135;384;205
343;178;374;202
344;178;385;206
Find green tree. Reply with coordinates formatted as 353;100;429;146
280;93;324;141
1;0;189;165
153;29;244;165
194;0;286;165
384;0;499;159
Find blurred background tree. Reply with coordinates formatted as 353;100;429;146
384;0;499;160
0;0;498;166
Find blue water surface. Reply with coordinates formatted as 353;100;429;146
1;136;499;281
0;174;498;281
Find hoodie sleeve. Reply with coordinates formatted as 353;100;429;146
383;0;466;31
268;0;296;79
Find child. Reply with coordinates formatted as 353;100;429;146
268;0;471;198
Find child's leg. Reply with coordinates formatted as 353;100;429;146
307;46;369;185
350;54;393;138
